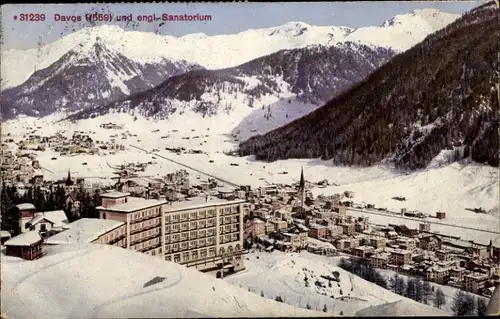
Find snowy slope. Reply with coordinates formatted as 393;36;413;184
225;250;417;316
1;244;329;319
355;299;450;317
344;9;459;51
2;9;460;89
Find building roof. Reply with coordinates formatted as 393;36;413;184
163;197;245;213
28;211;69;228
4;231;42;246
45;218;125;245
97;197;167;213
100;191;131;199
1;231;12;238
16;203;35;211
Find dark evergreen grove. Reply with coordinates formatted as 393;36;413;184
238;6;499;170
0;185;102;235
338;257;388;289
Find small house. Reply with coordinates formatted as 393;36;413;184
1;231;12;245
4;231;43;260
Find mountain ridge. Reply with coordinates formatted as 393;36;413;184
237;5;499;170
64;42;395;121
2;8;460;89
1;41;203;120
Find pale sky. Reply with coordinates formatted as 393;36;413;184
1;1;485;51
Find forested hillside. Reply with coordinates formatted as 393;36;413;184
238;4;499;170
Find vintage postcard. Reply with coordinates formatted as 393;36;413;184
1;1;499;318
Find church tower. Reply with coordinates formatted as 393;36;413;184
299;166;305;208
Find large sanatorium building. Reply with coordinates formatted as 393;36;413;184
95;191;246;274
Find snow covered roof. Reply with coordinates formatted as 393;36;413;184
0;231;11;238
97;197;167;213
355;299;450;317
163;197;245;213
4;231;42;246
100;191;131;198
16;203;35;210
34;210;69;228
45;218;125;245
1;244;328;318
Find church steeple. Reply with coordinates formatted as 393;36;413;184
65;170;74;186
299;166;305;191
299;166;305;208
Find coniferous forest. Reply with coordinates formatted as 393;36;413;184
238;6;499;170
0;185;102;235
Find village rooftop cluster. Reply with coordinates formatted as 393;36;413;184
1;163;498;301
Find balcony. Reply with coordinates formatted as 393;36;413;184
130;220;161;235
131;212;161;224
108;233;127;245
139;242;162;253
130;228;161;245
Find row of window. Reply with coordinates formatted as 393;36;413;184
220;224;239;234
130;217;161;233
130;227;161;244
165;209;217;223
220;206;239;216
131;237;160;251
220;233;240;244
166;247;217;263
165;236;217;252
131;207;161;223
220;215;240;225
98;226;126;243
165;244;242;263
165;219;216;233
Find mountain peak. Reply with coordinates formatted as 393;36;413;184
381;8;459;27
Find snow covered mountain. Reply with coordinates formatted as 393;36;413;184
238;5;499;169
1;8;459;90
66;42;394;124
1;38;201;120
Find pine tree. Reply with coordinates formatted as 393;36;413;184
476;296;487;316
463;293;476;316
452;290;467;316
406;278;417;300
434;287;446;309
422;280;433;304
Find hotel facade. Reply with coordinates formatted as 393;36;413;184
96;192;246;273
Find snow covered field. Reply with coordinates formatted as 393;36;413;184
4;113;499;246
224;250;449;316
1;244;330;319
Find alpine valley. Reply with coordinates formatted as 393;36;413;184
1;4;499;242
1;3;500;318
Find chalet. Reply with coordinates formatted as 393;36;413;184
65;191;81;213
4;231;43;260
24;210;70;237
17;203;37;233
